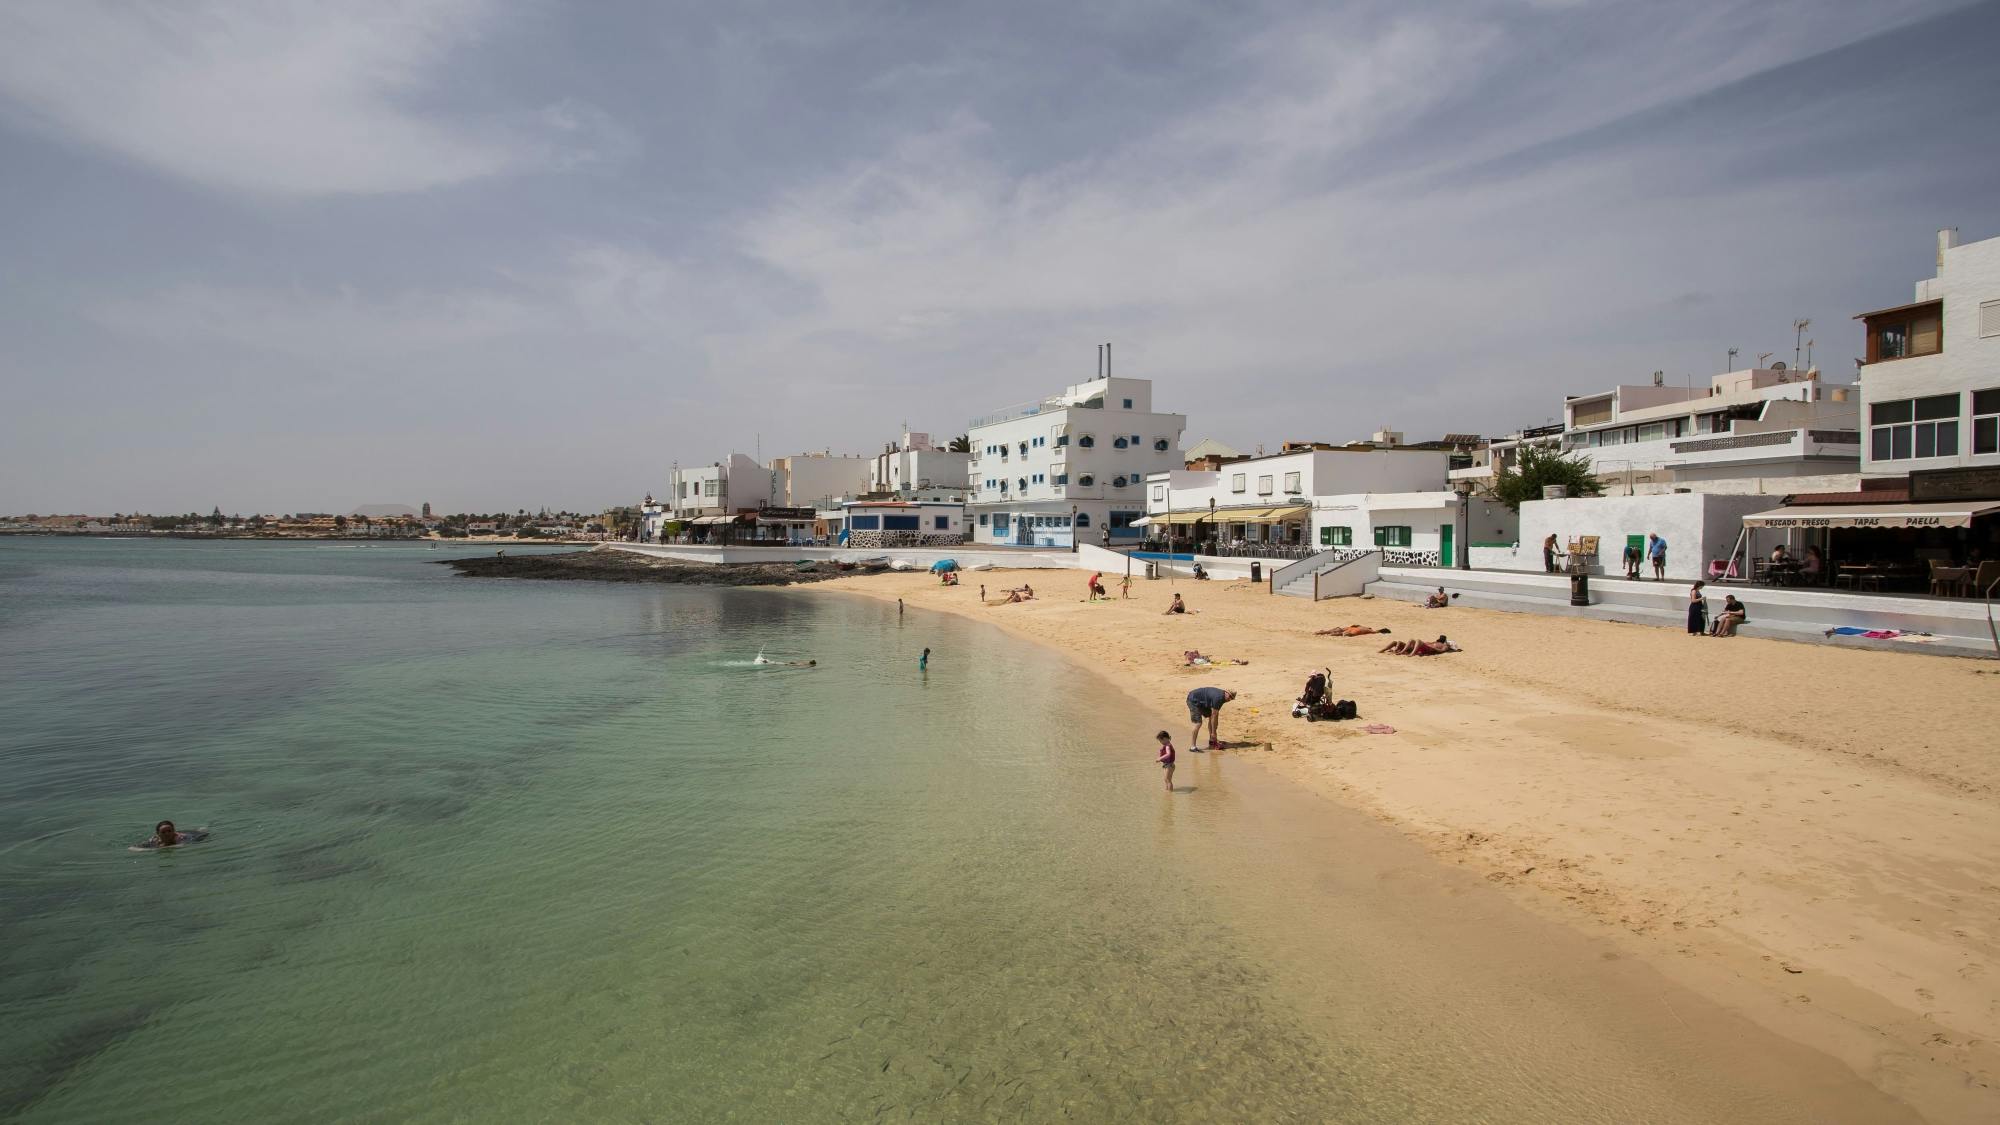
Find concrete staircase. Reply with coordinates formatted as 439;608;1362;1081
1272;550;1381;599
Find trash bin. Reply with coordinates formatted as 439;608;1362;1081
1250;561;1263;583
1145;562;1158;580
1569;572;1590;606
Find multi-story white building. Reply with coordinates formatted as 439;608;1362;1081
870;431;971;496
1555;368;1861;494
966;375;1187;547
669;454;771;520
1855;227;2000;477
769;451;873;509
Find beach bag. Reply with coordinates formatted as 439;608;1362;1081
1335;699;1359;721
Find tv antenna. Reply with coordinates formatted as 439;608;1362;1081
1792;318;1811;370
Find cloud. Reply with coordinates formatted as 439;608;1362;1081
0;0;624;196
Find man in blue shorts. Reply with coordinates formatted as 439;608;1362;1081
1186;686;1236;752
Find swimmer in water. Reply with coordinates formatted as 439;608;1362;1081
132;820;209;850
754;654;816;667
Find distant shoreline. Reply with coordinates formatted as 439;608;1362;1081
0;530;608;545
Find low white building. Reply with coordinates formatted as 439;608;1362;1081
966;373;1187;548
1855;227;2000;477
1557;368;1861;494
841;499;968;548
1141;443;1513;565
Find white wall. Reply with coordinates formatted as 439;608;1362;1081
1505;493;1770;580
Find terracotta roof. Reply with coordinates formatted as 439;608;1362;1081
1783;489;1909;506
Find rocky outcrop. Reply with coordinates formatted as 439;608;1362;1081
437;549;852;586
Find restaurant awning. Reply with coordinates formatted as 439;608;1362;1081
1136;505;1310;527
1742;501;2000;529
1241;505;1310;524
692;514;734;525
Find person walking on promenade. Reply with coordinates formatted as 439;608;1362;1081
1687;580;1708;636
1649;533;1668;580
1185;686;1235;752
1156;730;1176;791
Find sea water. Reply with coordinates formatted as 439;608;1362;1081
0;540;1900;1122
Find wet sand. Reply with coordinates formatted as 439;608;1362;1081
820;569;2000;1121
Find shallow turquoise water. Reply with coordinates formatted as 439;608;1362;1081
0;540;1902;1122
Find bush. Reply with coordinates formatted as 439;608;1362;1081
1493;445;1604;511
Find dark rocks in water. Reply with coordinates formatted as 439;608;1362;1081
0;1004;156;1118
437;550;852;587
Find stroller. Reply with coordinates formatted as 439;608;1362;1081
1292;669;1358;722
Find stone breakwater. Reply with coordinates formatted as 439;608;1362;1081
438;549;855;586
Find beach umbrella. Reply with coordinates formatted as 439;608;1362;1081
930;559;960;572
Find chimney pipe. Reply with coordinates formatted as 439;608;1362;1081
1106;342;1112;379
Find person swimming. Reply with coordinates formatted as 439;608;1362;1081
132;820;209;850
754;653;816;667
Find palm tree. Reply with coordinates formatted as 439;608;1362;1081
948;434;971;453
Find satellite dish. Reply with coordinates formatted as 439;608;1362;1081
1771;361;1787;371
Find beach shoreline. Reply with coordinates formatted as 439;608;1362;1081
811;568;2000;1121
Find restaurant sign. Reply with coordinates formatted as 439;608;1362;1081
1910;466;2000;504
1753;509;1965;529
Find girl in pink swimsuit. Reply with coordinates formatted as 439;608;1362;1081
1156;730;1176;792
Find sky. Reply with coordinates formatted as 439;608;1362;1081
2;0;1997;515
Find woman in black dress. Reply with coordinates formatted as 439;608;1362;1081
1687;580;1708;636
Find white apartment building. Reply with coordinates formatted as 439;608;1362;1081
669;454;771;520
870;431;971;495
769;451;873;509
1556;368;1861;494
1143;445;1513;565
1855;227;2000;476
966;375;1187;548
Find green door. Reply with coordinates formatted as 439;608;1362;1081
1439;523;1454;568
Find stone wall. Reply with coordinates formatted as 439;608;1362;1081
847;530;970;549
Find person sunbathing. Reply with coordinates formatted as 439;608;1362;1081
1422;587;1456;608
1183;650;1248;667
1379;635;1460;656
1316;625;1390;637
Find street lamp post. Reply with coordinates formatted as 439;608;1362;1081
1070;504;1078;554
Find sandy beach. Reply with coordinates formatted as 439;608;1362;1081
822;567;2000;1120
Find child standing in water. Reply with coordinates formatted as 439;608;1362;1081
1156;730;1176;791
919;647;930;671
